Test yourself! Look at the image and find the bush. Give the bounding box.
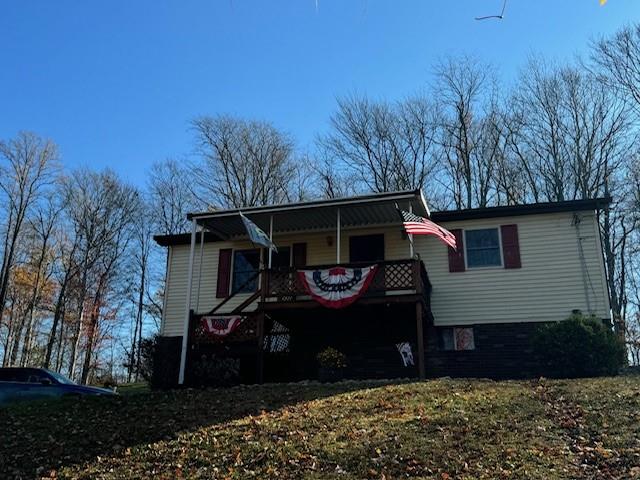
[138,336,156,382]
[146,335,181,389]
[316,347,347,369]
[532,312,626,378]
[191,354,241,387]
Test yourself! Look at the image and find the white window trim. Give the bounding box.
[463,227,504,270]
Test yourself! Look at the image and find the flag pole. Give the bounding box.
[395,202,416,259]
[408,203,415,259]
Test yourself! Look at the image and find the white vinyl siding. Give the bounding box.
[417,211,610,326]
[160,210,610,336]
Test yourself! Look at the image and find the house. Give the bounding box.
[153,190,611,386]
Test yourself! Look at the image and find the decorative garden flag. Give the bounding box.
[240,212,277,253]
[396,342,414,367]
[201,316,243,337]
[298,265,378,309]
[399,210,457,250]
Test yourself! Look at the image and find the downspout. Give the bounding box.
[596,206,614,323]
[573,213,593,315]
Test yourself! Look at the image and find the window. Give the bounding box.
[26,371,52,383]
[439,327,475,351]
[0,369,27,382]
[232,250,260,293]
[465,228,501,268]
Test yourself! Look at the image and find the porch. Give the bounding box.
[185,258,432,385]
[262,258,429,308]
[178,190,432,385]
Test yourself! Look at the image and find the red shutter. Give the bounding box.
[292,243,307,267]
[448,229,465,272]
[216,248,233,298]
[501,224,522,269]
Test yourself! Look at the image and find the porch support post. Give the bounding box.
[336,208,341,264]
[178,217,198,385]
[268,214,274,268]
[195,225,205,312]
[256,312,265,384]
[416,301,426,380]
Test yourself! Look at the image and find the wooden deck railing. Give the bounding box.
[264,258,425,302]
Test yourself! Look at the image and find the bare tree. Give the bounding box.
[434,55,502,208]
[191,116,297,208]
[591,24,640,116]
[61,169,138,382]
[127,202,154,382]
[0,132,58,349]
[510,59,631,203]
[313,156,356,199]
[42,223,79,369]
[18,194,62,366]
[319,94,440,194]
[148,158,199,235]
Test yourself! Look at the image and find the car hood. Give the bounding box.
[66,384,117,395]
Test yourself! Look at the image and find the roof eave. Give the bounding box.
[185,189,423,221]
[431,197,612,223]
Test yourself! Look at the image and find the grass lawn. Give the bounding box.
[1,377,639,479]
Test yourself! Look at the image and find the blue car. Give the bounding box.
[0,367,117,405]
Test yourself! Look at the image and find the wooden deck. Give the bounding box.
[262,258,429,307]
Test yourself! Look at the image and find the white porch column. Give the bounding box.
[195,225,205,312]
[336,207,341,264]
[178,218,197,385]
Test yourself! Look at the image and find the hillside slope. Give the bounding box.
[1,377,639,479]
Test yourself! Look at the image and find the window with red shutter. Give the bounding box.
[216,248,233,298]
[501,224,522,269]
[448,229,465,272]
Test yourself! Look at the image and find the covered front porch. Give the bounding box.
[179,190,433,385]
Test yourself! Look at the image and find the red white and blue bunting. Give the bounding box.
[200,316,243,337]
[297,265,378,309]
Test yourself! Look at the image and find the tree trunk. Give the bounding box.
[2,297,17,366]
[44,279,68,369]
[134,260,146,381]
[80,296,101,384]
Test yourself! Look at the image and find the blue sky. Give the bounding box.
[1,1,638,187]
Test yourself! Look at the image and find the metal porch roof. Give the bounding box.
[190,190,429,239]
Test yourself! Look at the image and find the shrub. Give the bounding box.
[532,312,626,378]
[316,347,347,369]
[138,336,156,382]
[191,354,241,387]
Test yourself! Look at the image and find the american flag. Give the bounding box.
[400,210,457,250]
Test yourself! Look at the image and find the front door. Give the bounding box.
[349,234,385,263]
